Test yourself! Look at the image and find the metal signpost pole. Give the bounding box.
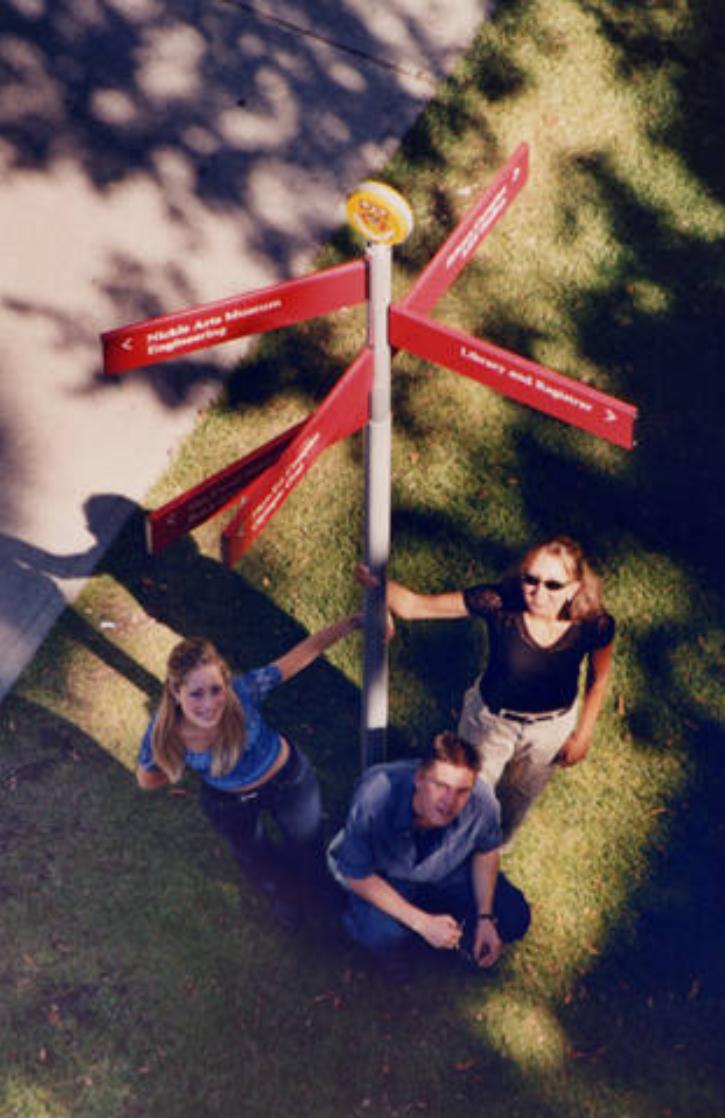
[346,180,414,770]
[361,241,393,769]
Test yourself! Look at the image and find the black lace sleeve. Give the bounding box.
[590,612,616,648]
[462,583,504,617]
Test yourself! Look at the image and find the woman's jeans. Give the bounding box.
[458,678,578,842]
[199,743,322,901]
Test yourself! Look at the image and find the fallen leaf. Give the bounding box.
[312,990,344,1009]
[568,1045,608,1061]
[687,978,701,1001]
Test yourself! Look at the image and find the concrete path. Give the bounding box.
[0,0,489,702]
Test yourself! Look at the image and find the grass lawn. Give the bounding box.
[2,1,725,1116]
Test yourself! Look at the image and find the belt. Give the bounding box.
[496,706,570,724]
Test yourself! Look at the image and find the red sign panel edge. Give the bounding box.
[102,259,366,375]
[146,420,306,553]
[401,142,529,316]
[222,349,373,566]
[390,308,638,450]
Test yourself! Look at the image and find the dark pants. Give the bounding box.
[199,743,322,901]
[343,862,530,955]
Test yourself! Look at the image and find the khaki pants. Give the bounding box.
[458,678,578,842]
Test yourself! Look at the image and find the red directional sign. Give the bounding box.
[390,307,638,449]
[146,420,305,553]
[402,142,529,316]
[222,349,373,566]
[102,260,366,375]
[99,141,639,564]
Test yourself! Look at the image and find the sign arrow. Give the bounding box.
[390,307,638,450]
[102,260,366,375]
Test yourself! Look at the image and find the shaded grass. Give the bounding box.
[2,0,725,1115]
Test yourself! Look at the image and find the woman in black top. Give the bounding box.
[377,536,615,842]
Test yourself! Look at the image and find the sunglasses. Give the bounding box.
[521,572,570,592]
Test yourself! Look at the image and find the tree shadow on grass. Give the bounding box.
[582,0,725,209]
[548,707,725,1116]
[223,314,359,413]
[562,154,725,579]
[0,695,574,1118]
[385,504,517,738]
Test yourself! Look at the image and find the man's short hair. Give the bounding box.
[420,731,480,775]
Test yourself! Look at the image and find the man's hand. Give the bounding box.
[417,912,462,951]
[473,918,502,968]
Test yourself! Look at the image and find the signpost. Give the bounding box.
[345,180,414,767]
[101,142,638,769]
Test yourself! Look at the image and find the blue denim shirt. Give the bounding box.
[138,665,283,791]
[330,761,502,885]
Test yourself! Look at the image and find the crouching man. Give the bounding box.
[328,732,530,980]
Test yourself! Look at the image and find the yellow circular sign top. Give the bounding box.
[346,181,414,245]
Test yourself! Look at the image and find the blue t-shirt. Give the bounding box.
[330,760,502,885]
[137,665,284,791]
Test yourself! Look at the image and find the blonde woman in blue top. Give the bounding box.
[137,614,360,928]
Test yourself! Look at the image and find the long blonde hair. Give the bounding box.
[519,536,604,619]
[151,638,246,783]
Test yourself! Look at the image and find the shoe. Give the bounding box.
[239,872,303,933]
[270,893,303,933]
